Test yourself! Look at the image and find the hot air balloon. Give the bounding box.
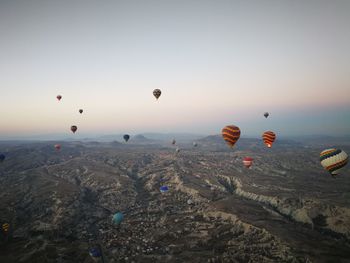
[262,131,276,148]
[79,109,83,114]
[112,212,124,226]
[175,147,180,153]
[71,125,78,133]
[56,95,62,101]
[123,134,130,142]
[54,144,61,151]
[160,186,169,193]
[171,139,176,145]
[193,142,198,147]
[153,89,161,100]
[0,154,5,162]
[89,247,102,259]
[2,223,10,234]
[320,149,348,177]
[243,157,253,168]
[264,112,269,118]
[222,125,241,148]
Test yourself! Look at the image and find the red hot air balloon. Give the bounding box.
[54,144,61,151]
[56,95,62,101]
[243,157,253,168]
[222,125,241,148]
[262,131,276,148]
[71,125,78,133]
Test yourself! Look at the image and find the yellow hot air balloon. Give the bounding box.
[320,149,348,176]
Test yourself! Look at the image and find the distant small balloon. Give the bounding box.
[0,154,5,162]
[71,125,78,133]
[56,95,62,101]
[153,89,161,100]
[112,212,124,225]
[172,139,176,145]
[264,112,269,118]
[193,142,198,147]
[262,131,276,148]
[243,157,253,168]
[160,186,169,193]
[79,109,83,114]
[54,144,61,151]
[123,134,130,142]
[89,247,102,259]
[176,147,180,153]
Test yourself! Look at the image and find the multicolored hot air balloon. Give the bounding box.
[222,125,241,148]
[243,157,253,168]
[112,212,124,226]
[54,144,61,151]
[153,89,161,100]
[71,125,78,133]
[79,109,83,114]
[2,223,10,234]
[0,154,5,162]
[320,149,348,177]
[123,134,130,142]
[56,95,62,101]
[262,131,276,148]
[160,186,169,193]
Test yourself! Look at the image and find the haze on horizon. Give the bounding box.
[0,0,349,139]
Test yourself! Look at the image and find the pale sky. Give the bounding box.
[0,0,349,139]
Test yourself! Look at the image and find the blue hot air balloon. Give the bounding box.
[160,186,169,193]
[112,212,124,225]
[89,247,102,258]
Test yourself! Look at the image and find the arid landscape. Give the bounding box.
[1,136,350,263]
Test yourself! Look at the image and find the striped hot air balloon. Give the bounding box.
[222,125,241,148]
[243,157,253,168]
[2,223,10,234]
[320,149,348,176]
[262,131,276,148]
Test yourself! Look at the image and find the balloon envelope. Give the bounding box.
[262,131,276,148]
[153,89,161,99]
[320,149,348,176]
[222,125,241,148]
[71,125,78,133]
[160,186,169,193]
[112,212,124,225]
[123,134,130,142]
[54,144,61,151]
[243,157,253,168]
[89,247,102,258]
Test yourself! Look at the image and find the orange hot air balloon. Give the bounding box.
[243,157,253,168]
[56,95,62,101]
[54,144,61,151]
[71,125,78,133]
[222,125,241,148]
[262,131,276,148]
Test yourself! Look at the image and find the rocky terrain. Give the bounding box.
[0,137,350,262]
